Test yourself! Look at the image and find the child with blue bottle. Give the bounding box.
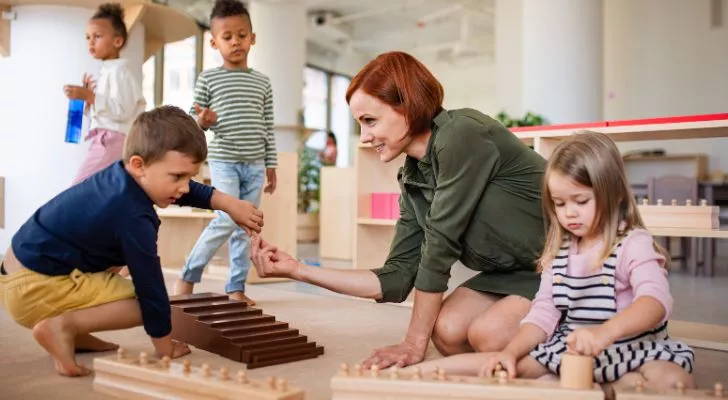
[63,2,146,185]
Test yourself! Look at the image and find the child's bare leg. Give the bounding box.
[228,291,255,306]
[32,298,142,377]
[639,360,694,390]
[172,279,194,296]
[407,353,494,376]
[515,356,552,379]
[74,333,119,353]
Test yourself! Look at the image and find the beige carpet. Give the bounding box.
[1,272,726,400]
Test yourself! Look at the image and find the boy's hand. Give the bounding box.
[194,103,217,130]
[478,351,518,379]
[565,326,613,356]
[264,168,277,194]
[170,340,191,359]
[228,199,263,235]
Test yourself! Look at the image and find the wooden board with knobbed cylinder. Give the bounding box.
[93,349,305,399]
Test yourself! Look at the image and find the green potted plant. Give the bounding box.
[297,145,322,242]
[495,110,546,127]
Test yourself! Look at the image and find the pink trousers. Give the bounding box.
[71,128,126,186]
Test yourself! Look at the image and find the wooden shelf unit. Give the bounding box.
[353,145,405,269]
[352,116,728,270]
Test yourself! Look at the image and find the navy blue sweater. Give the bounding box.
[11,161,214,337]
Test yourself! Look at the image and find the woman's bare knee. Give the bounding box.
[466,295,531,352]
[432,311,472,356]
[432,288,499,356]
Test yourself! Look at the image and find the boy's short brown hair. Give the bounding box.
[124,105,208,164]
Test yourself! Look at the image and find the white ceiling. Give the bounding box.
[168,0,496,62]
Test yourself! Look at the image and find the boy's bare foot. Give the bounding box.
[75,333,119,353]
[32,317,91,377]
[173,279,194,296]
[229,291,256,306]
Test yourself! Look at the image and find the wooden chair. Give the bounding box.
[646,175,713,275]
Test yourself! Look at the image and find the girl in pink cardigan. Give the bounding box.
[479,131,695,391]
[414,131,695,393]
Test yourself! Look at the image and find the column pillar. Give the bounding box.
[496,0,603,124]
[248,0,307,152]
[0,5,144,250]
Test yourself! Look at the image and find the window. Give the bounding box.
[302,66,355,167]
[203,31,223,70]
[303,67,329,132]
[141,55,156,110]
[163,36,197,112]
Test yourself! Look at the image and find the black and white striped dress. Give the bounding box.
[529,234,695,383]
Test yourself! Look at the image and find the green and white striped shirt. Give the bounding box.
[190,67,277,167]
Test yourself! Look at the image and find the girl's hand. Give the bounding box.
[565,326,613,356]
[63,85,93,102]
[478,351,518,379]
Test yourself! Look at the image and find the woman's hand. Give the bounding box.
[250,236,300,278]
[362,341,426,370]
[565,326,613,356]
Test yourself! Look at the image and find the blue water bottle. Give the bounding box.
[65,99,84,144]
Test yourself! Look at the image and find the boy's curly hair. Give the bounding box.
[92,3,128,48]
[210,0,251,25]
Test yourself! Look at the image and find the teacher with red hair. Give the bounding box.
[251,51,546,369]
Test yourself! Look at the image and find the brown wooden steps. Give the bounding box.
[169,292,324,369]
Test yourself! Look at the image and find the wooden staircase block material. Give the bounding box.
[170,292,324,369]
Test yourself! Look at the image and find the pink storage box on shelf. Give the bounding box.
[371,193,400,219]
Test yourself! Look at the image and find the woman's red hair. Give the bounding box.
[346,51,444,136]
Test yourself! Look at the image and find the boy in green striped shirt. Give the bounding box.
[173,0,276,305]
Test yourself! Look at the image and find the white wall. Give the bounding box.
[423,56,498,116]
[604,0,728,173]
[0,5,143,252]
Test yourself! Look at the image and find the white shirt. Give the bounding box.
[90,58,146,134]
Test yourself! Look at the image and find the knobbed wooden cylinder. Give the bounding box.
[560,354,594,390]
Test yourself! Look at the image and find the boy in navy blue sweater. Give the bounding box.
[0,105,264,377]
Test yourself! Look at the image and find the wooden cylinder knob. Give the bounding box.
[635,380,644,392]
[237,370,248,384]
[676,381,685,394]
[139,351,148,366]
[496,370,508,384]
[161,356,170,369]
[436,367,446,381]
[116,348,125,360]
[390,366,399,380]
[641,198,649,206]
[219,367,229,381]
[339,363,349,376]
[716,382,724,397]
[412,367,422,380]
[686,199,693,206]
[353,364,362,377]
[183,359,191,374]
[559,354,594,390]
[701,199,708,206]
[267,376,276,389]
[657,199,663,206]
[276,378,288,391]
[201,363,211,378]
[671,199,677,206]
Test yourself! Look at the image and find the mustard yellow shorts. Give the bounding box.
[0,268,135,329]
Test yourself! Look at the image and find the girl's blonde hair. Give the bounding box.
[537,131,669,271]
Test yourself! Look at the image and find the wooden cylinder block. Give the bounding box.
[560,354,594,390]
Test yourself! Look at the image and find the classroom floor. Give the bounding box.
[0,240,727,399]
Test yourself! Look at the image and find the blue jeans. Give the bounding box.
[181,160,266,293]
